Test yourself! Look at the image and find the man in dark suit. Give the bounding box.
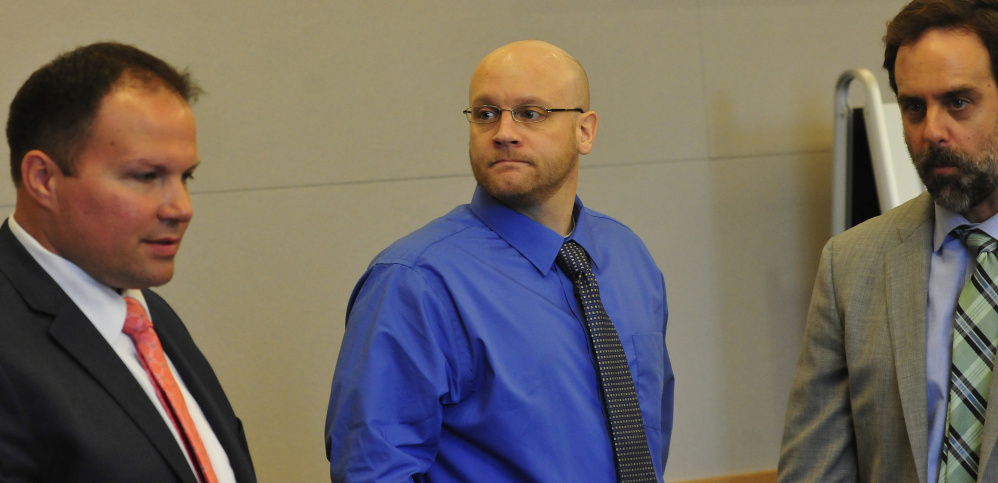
[0,42,256,482]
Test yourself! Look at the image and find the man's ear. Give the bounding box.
[20,150,61,209]
[576,110,598,155]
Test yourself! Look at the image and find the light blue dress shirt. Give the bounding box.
[927,205,998,480]
[325,187,673,482]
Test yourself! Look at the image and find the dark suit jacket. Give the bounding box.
[779,192,998,482]
[0,221,256,482]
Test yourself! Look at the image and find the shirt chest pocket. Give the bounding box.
[630,332,665,432]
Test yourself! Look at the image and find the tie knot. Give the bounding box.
[956,228,998,256]
[555,240,591,277]
[122,296,153,337]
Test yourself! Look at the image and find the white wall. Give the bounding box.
[0,1,909,481]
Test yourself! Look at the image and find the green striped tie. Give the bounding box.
[939,229,998,483]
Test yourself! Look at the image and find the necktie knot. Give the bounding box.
[556,240,591,278]
[122,296,153,337]
[955,227,998,256]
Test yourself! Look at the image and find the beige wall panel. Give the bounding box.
[700,150,832,477]
[567,1,708,166]
[700,0,908,158]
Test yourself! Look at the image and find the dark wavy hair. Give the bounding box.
[5,41,201,185]
[884,0,998,94]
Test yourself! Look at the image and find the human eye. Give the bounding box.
[900,100,924,114]
[898,99,925,122]
[473,106,499,122]
[948,98,969,110]
[182,171,196,184]
[516,106,546,122]
[132,171,159,183]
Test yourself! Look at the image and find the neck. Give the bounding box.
[962,191,998,223]
[515,191,576,236]
[11,203,57,256]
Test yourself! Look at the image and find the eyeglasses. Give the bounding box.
[463,105,584,124]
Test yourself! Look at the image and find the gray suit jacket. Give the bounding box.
[779,191,998,482]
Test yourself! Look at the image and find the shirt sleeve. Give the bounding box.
[325,261,463,482]
[660,278,674,471]
[0,360,40,481]
[777,239,858,481]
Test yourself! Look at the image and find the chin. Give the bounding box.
[146,274,175,288]
[127,271,176,290]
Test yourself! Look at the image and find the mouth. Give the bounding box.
[932,166,959,176]
[916,146,967,179]
[144,237,182,257]
[490,159,530,168]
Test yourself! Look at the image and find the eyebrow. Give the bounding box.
[940,87,978,99]
[897,86,978,104]
[132,159,201,169]
[470,96,548,107]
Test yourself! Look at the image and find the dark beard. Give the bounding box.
[912,146,998,213]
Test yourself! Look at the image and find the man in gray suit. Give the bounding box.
[779,1,998,482]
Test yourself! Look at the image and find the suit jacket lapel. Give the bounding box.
[980,370,998,479]
[149,295,255,481]
[47,313,199,483]
[0,222,198,483]
[976,255,998,478]
[885,193,934,483]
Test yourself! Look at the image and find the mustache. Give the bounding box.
[914,146,963,169]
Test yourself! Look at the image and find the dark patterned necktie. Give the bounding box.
[938,229,998,483]
[556,240,658,482]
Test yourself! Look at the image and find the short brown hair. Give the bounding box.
[5,42,201,186]
[884,0,998,94]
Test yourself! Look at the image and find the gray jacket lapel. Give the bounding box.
[976,256,998,478]
[886,192,934,483]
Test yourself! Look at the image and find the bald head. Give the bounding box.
[470,40,590,110]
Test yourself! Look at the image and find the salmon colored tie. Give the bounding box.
[122,296,218,483]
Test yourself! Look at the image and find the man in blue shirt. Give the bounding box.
[325,40,673,482]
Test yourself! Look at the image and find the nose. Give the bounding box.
[922,104,949,148]
[160,178,193,224]
[492,110,520,148]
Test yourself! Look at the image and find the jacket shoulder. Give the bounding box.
[832,192,933,256]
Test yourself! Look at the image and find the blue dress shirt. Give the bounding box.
[926,205,998,480]
[325,187,673,482]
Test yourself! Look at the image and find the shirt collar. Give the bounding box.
[565,202,601,271]
[932,203,998,251]
[7,214,148,341]
[469,187,591,275]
